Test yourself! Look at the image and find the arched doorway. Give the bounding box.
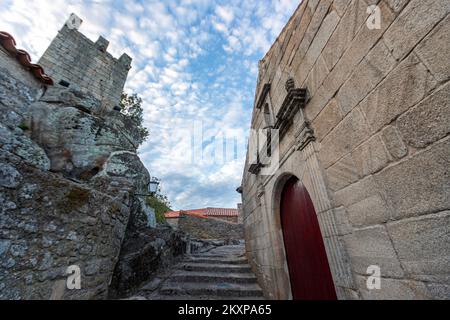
[280,176,337,300]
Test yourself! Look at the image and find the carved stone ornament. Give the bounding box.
[274,78,309,139]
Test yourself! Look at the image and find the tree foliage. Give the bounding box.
[120,92,149,147]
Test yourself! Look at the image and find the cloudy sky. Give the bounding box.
[0,0,299,210]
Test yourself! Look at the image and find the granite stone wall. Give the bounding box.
[178,215,244,240]
[38,19,131,111]
[241,0,449,300]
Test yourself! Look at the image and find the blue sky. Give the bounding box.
[0,0,300,210]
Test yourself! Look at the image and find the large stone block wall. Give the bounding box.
[241,0,449,300]
[38,22,131,111]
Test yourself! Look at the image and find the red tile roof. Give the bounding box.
[165,209,207,219]
[165,207,239,219]
[0,31,54,85]
[205,208,239,217]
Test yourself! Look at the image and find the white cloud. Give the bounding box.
[215,5,234,25]
[0,0,299,209]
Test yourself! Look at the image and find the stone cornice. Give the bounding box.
[274,78,308,139]
[255,83,271,109]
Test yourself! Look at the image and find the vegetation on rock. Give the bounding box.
[120,92,149,147]
[146,178,171,223]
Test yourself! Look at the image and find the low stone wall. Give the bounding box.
[178,215,244,240]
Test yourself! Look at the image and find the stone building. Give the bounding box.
[240,0,449,300]
[38,14,132,111]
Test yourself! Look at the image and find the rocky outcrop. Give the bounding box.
[0,58,158,299]
[108,224,188,299]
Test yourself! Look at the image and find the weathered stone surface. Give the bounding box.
[305,1,396,123]
[291,0,333,72]
[351,134,389,177]
[333,175,392,225]
[414,14,450,83]
[0,162,22,189]
[312,98,342,142]
[294,10,339,85]
[374,138,450,219]
[326,153,359,192]
[360,54,436,134]
[318,207,352,237]
[381,125,407,160]
[397,82,450,149]
[93,151,150,194]
[305,55,329,97]
[383,0,450,60]
[108,225,188,298]
[319,108,370,168]
[332,0,351,17]
[337,40,397,115]
[346,194,389,227]
[29,89,146,188]
[39,86,102,115]
[343,226,404,277]
[356,276,431,300]
[0,161,130,299]
[0,124,51,171]
[387,211,450,283]
[384,0,410,13]
[178,215,244,240]
[322,0,368,70]
[0,65,42,128]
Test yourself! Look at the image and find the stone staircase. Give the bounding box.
[141,244,265,300]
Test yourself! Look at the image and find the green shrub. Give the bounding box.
[18,123,29,131]
[146,195,171,223]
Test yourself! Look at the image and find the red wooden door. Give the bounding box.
[280,176,337,300]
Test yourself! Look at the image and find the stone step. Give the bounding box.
[160,281,264,298]
[179,263,252,273]
[183,257,248,265]
[171,271,257,284]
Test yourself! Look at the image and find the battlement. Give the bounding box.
[38,14,132,111]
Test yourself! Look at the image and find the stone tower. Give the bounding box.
[38,14,132,111]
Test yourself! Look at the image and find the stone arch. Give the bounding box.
[268,142,358,299]
[269,171,297,300]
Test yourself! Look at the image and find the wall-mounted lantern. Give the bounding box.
[148,178,160,195]
[134,177,160,197]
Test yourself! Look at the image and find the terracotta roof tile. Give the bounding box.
[205,208,239,217]
[164,207,239,219]
[0,31,54,85]
[164,209,208,219]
